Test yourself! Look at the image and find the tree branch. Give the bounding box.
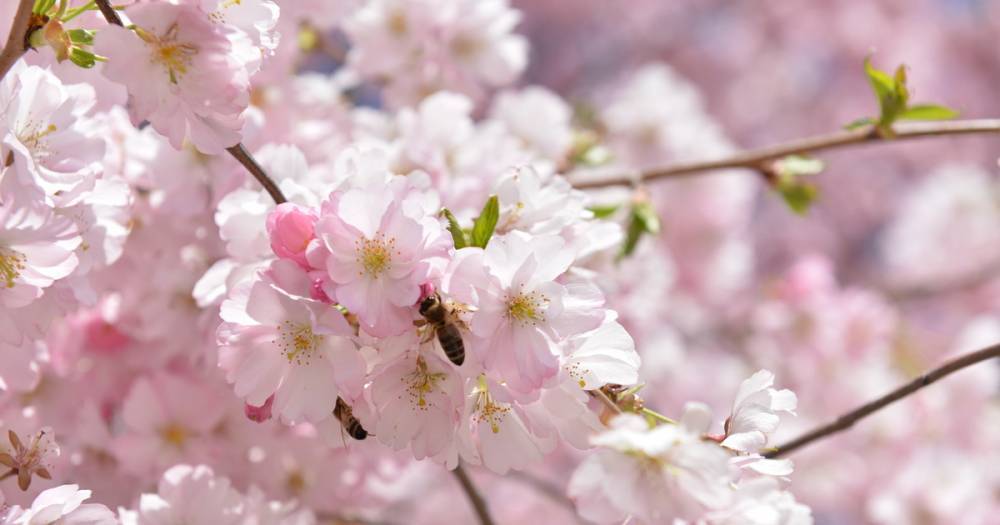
[765,342,1000,458]
[226,144,287,204]
[94,0,123,26]
[92,0,287,205]
[570,119,1000,189]
[0,0,38,80]
[452,464,496,525]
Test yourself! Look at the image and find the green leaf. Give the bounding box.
[778,182,818,215]
[469,195,499,248]
[632,201,660,235]
[68,48,97,69]
[618,201,660,258]
[864,57,896,116]
[587,204,620,219]
[898,104,959,121]
[893,65,909,107]
[843,117,875,131]
[440,208,467,249]
[67,29,95,45]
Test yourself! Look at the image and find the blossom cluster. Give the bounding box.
[0,0,995,523]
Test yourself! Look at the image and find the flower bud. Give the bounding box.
[266,203,317,269]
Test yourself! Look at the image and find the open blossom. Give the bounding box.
[133,465,243,525]
[95,2,251,154]
[457,375,555,474]
[218,260,365,423]
[0,62,103,206]
[313,184,448,337]
[113,373,229,477]
[3,484,116,525]
[364,342,464,461]
[568,408,738,524]
[444,232,605,392]
[0,196,80,309]
[721,370,797,454]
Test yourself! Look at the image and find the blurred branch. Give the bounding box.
[0,0,38,79]
[452,464,496,525]
[570,119,1000,189]
[765,342,1000,458]
[93,0,288,205]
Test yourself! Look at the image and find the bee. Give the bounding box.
[334,397,367,440]
[417,293,467,366]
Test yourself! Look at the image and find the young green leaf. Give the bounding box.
[618,201,660,258]
[898,104,959,121]
[470,195,500,248]
[587,203,620,219]
[68,48,97,69]
[440,208,468,249]
[777,181,818,215]
[67,29,95,45]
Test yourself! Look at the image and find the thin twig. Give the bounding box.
[570,119,1000,189]
[226,144,287,204]
[452,464,496,525]
[0,0,38,79]
[765,342,1000,458]
[93,0,288,205]
[94,0,123,26]
[505,471,578,512]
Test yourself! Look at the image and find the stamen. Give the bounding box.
[472,375,510,434]
[355,235,397,278]
[401,357,447,410]
[0,247,27,289]
[505,288,549,327]
[274,320,323,365]
[137,23,198,85]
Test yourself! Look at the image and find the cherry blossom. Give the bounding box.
[218,261,364,423]
[94,2,252,154]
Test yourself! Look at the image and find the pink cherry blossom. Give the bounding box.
[94,2,251,154]
[218,261,365,423]
[266,203,318,270]
[313,184,448,337]
[443,232,605,392]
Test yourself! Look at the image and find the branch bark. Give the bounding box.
[765,342,1000,459]
[0,0,38,80]
[93,0,288,205]
[570,119,1000,189]
[452,464,496,525]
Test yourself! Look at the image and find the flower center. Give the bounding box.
[405,357,447,409]
[159,423,188,447]
[505,289,548,327]
[0,247,26,289]
[137,24,198,85]
[356,235,395,278]
[275,321,323,365]
[472,375,510,434]
[16,121,57,157]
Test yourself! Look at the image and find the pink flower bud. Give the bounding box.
[266,203,318,269]
[311,278,333,304]
[244,395,274,423]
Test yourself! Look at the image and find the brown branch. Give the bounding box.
[226,144,287,204]
[765,342,1000,458]
[0,0,38,79]
[93,0,288,205]
[94,0,123,26]
[570,119,1000,189]
[452,464,496,525]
